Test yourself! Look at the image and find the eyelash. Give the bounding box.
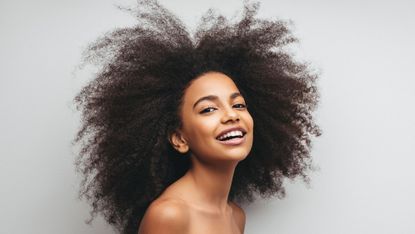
[199,103,247,114]
[233,103,247,109]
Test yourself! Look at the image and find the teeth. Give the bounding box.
[218,130,243,140]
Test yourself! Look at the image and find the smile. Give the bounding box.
[215,128,247,146]
[217,134,246,145]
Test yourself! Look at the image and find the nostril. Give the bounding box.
[220,109,241,123]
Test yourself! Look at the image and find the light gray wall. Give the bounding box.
[1,0,414,233]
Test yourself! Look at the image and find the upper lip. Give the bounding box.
[215,127,247,140]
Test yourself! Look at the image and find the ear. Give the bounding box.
[169,130,189,154]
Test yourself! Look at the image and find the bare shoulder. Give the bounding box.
[138,198,190,234]
[229,201,246,232]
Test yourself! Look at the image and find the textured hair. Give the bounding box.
[72,0,321,233]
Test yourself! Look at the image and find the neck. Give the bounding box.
[183,156,238,213]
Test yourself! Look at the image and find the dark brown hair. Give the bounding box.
[73,0,321,233]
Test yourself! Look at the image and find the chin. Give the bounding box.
[218,147,251,162]
[219,144,253,161]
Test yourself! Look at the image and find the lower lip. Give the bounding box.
[217,135,246,146]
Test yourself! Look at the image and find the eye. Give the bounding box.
[233,103,247,109]
[199,107,217,114]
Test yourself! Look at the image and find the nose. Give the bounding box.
[221,107,240,124]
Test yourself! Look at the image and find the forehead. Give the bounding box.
[183,72,240,101]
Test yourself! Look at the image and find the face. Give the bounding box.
[170,72,254,164]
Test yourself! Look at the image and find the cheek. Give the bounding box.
[244,112,254,130]
[201,119,218,138]
[184,119,219,157]
[185,117,218,143]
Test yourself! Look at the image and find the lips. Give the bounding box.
[215,127,247,141]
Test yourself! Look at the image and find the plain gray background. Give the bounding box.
[1,0,414,233]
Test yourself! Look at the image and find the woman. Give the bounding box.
[138,71,253,233]
[73,1,320,233]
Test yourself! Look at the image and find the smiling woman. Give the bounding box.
[72,0,320,233]
[139,72,253,234]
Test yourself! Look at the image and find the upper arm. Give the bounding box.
[230,201,246,233]
[138,200,189,234]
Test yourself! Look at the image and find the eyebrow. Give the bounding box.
[192,92,242,109]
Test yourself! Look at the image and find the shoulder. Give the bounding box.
[229,201,246,232]
[138,198,190,234]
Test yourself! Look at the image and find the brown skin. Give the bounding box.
[138,72,253,234]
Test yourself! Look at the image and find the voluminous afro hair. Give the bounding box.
[73,0,321,233]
